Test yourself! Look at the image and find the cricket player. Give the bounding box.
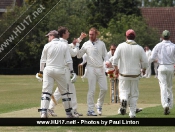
[77,27,109,116]
[143,46,152,78]
[48,29,87,117]
[38,30,78,118]
[150,30,175,115]
[112,29,148,118]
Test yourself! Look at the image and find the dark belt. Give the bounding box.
[119,73,140,78]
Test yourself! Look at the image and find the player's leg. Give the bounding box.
[118,79,129,115]
[158,69,170,115]
[166,70,174,110]
[38,67,54,118]
[69,81,83,116]
[96,68,108,116]
[48,87,61,116]
[128,80,139,118]
[154,63,158,78]
[55,73,78,118]
[86,66,97,116]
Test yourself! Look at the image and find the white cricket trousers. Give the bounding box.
[154,62,159,76]
[49,67,78,110]
[158,65,174,109]
[145,62,151,78]
[119,79,139,117]
[86,66,108,111]
[41,66,67,111]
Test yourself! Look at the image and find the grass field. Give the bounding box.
[0,75,175,131]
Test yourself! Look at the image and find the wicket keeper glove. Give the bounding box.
[70,70,77,83]
[36,71,43,82]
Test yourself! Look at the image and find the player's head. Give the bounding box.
[125,29,136,40]
[89,27,100,42]
[45,30,58,42]
[58,26,70,40]
[162,30,170,40]
[144,46,150,51]
[110,44,117,56]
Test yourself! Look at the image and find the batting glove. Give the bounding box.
[36,71,43,82]
[70,71,77,83]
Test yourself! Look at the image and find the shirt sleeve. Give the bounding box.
[65,45,73,64]
[112,45,121,66]
[69,44,79,57]
[77,42,86,58]
[150,45,158,62]
[102,42,109,62]
[140,47,148,69]
[40,45,47,71]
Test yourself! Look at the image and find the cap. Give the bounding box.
[162,30,170,38]
[45,30,58,36]
[126,29,136,37]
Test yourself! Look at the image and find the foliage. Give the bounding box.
[0,0,90,72]
[87,0,141,29]
[0,0,161,74]
[142,0,175,7]
[99,14,160,50]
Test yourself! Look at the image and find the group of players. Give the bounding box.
[36,27,175,118]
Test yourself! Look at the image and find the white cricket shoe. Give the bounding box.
[95,104,102,116]
[87,110,97,116]
[41,112,49,118]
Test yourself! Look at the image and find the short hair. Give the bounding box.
[58,26,68,37]
[110,44,117,48]
[89,27,100,36]
[126,35,135,40]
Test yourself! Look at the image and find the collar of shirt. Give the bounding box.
[51,38,59,41]
[89,39,99,45]
[126,40,136,44]
[59,38,68,43]
[162,40,171,43]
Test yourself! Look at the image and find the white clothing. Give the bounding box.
[80,53,87,65]
[151,40,175,65]
[77,39,109,111]
[40,38,72,71]
[49,67,78,110]
[107,51,113,59]
[40,38,73,116]
[86,66,107,110]
[144,49,152,78]
[112,40,148,80]
[49,38,81,111]
[151,40,175,109]
[119,79,139,117]
[112,40,148,117]
[154,62,159,77]
[77,39,109,67]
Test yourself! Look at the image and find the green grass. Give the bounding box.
[0,75,175,131]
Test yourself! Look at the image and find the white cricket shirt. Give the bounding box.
[77,39,109,68]
[40,38,72,70]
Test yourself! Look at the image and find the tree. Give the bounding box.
[87,0,141,29]
[87,0,113,28]
[141,0,175,7]
[0,0,90,74]
[99,14,159,50]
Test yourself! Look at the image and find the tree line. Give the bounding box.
[0,0,170,74]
